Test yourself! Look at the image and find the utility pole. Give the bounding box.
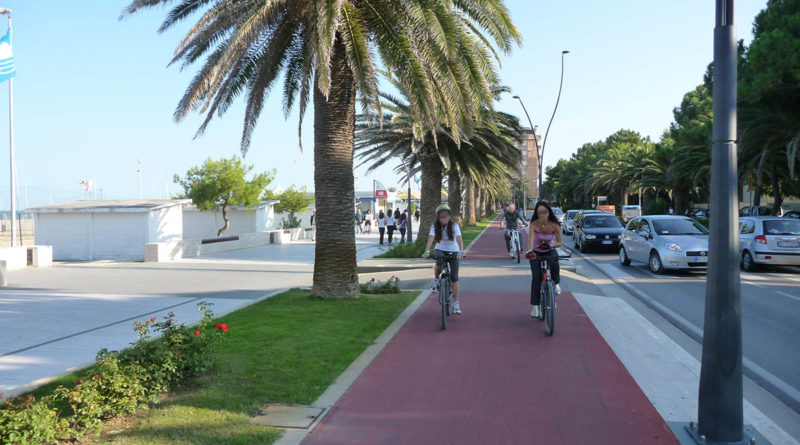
[688,1,746,443]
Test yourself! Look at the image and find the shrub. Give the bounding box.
[360,277,401,294]
[0,302,226,444]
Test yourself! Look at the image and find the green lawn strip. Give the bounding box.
[375,213,497,259]
[95,289,417,445]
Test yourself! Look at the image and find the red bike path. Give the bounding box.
[302,217,678,445]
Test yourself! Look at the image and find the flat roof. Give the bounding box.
[183,200,280,211]
[30,199,191,213]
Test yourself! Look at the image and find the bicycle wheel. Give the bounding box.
[440,278,450,330]
[538,289,545,321]
[545,280,555,336]
[515,238,521,263]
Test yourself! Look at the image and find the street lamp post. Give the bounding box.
[539,50,569,204]
[688,1,745,443]
[512,95,537,218]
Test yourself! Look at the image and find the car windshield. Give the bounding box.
[583,215,622,228]
[652,219,708,235]
[552,208,563,216]
[566,211,578,219]
[758,207,776,216]
[764,220,800,235]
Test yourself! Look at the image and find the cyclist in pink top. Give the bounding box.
[527,201,563,318]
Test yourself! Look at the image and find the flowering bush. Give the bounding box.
[0,302,227,444]
[360,276,401,294]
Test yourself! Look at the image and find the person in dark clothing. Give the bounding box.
[397,211,408,244]
[378,210,386,244]
[499,203,526,256]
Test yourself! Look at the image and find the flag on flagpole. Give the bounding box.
[0,29,15,83]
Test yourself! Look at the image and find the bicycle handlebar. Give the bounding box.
[525,249,572,260]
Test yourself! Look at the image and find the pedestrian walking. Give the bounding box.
[364,209,373,234]
[414,208,420,222]
[378,210,387,244]
[398,210,408,244]
[310,209,317,241]
[386,208,396,244]
[355,208,363,234]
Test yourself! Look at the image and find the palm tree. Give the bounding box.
[357,90,521,237]
[124,0,520,298]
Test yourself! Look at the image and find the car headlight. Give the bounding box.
[665,242,682,251]
[585,234,597,239]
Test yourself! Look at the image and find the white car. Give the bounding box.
[619,216,709,274]
[739,217,800,271]
[563,210,579,234]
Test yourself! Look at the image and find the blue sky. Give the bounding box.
[0,0,767,208]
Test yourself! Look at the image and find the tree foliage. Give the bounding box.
[272,187,314,229]
[175,156,274,235]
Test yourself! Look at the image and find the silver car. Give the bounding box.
[619,216,709,274]
[563,210,579,234]
[739,217,800,271]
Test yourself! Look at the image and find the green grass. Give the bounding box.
[14,289,417,445]
[375,213,497,258]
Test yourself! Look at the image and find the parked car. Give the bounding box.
[739,206,783,217]
[552,207,565,225]
[619,216,709,274]
[686,208,709,218]
[783,210,800,219]
[573,212,623,252]
[739,217,800,271]
[563,210,580,234]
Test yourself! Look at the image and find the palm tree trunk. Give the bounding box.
[448,167,462,223]
[485,191,493,216]
[771,158,783,215]
[417,143,443,242]
[311,36,358,299]
[465,178,476,226]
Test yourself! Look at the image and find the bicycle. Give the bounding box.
[505,227,524,263]
[526,249,572,336]
[425,250,461,330]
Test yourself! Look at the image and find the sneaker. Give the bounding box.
[453,301,462,315]
[509,251,515,258]
[555,284,562,295]
[530,305,539,318]
[431,279,440,290]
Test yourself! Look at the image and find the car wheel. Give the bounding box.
[649,250,664,274]
[619,246,631,266]
[741,251,758,272]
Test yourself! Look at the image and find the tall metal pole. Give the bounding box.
[540,50,569,203]
[406,162,413,243]
[691,0,743,443]
[6,11,15,247]
[512,95,537,217]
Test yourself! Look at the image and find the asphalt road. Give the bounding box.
[562,232,800,411]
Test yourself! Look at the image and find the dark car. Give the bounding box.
[573,212,624,253]
[783,210,800,219]
[739,206,783,217]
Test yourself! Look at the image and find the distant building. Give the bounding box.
[30,200,188,261]
[182,201,279,240]
[514,128,541,205]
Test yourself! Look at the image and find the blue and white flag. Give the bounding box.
[0,29,16,83]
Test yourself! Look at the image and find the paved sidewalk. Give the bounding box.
[301,218,678,444]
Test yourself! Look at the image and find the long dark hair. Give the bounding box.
[532,201,560,225]
[434,213,455,242]
[378,210,385,219]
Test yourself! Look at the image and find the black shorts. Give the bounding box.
[435,250,460,282]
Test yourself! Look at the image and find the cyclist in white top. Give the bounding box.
[422,204,465,314]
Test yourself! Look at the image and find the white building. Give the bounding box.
[30,200,189,261]
[182,201,279,240]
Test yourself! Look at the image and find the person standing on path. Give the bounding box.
[422,204,465,314]
[310,209,317,242]
[385,208,396,244]
[355,208,363,234]
[527,201,562,318]
[377,210,387,244]
[499,202,526,258]
[364,209,373,234]
[397,210,408,244]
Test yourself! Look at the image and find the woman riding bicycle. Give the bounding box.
[423,204,465,314]
[527,201,562,318]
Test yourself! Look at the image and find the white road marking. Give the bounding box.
[741,273,769,281]
[596,263,635,280]
[776,291,800,302]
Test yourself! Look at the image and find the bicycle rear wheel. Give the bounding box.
[515,238,521,263]
[545,281,555,336]
[440,278,450,330]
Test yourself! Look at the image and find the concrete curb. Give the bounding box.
[275,288,433,445]
[572,251,800,414]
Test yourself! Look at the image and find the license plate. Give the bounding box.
[602,240,613,245]
[777,241,800,248]
[694,257,706,263]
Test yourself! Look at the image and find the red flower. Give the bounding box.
[193,330,201,336]
[371,278,376,282]
[150,317,157,322]
[213,324,229,332]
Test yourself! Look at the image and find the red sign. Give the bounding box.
[597,205,616,214]
[375,190,388,199]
